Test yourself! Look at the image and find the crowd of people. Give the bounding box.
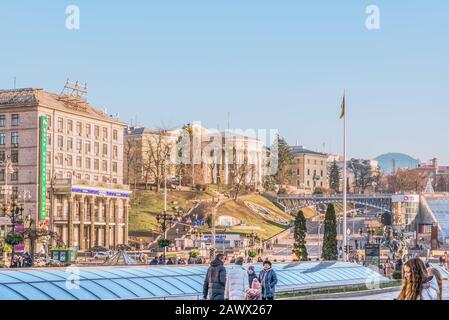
[148,255,208,265]
[202,254,278,300]
[10,253,33,268]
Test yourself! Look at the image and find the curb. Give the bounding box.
[280,286,400,300]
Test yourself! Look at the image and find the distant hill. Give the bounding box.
[375,153,420,173]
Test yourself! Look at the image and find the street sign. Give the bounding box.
[365,244,381,269]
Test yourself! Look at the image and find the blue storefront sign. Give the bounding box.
[71,188,130,198]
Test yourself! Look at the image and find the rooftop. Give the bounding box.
[290,146,327,156]
[0,88,126,126]
[0,262,388,300]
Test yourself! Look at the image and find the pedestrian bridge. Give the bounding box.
[0,262,388,300]
[277,194,393,214]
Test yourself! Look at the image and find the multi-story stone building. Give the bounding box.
[0,87,131,252]
[124,124,267,190]
[288,146,328,193]
[123,126,179,189]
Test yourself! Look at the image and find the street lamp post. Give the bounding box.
[2,201,24,267]
[246,231,257,257]
[222,227,227,254]
[156,212,174,261]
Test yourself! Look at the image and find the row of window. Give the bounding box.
[48,152,118,173]
[296,168,325,177]
[0,150,19,163]
[0,114,19,127]
[52,171,118,184]
[296,180,324,188]
[49,115,119,141]
[0,132,19,146]
[0,170,18,181]
[296,158,326,166]
[52,135,118,158]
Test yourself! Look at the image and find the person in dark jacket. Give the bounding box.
[203,254,227,300]
[247,266,257,287]
[258,260,278,300]
[149,257,158,265]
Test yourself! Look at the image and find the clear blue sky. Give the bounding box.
[1,1,448,164]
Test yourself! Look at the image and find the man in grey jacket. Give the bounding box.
[203,254,227,300]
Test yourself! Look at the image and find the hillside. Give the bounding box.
[209,194,305,240]
[128,190,215,235]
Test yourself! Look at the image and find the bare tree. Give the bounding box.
[124,139,141,189]
[142,130,173,192]
[387,169,427,193]
[348,159,374,194]
[229,146,253,200]
[436,174,449,192]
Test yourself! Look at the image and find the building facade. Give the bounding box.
[0,88,131,252]
[124,124,266,189]
[288,146,328,193]
[123,127,178,188]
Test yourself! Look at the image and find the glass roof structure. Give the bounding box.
[426,198,449,238]
[429,263,449,279]
[0,262,388,300]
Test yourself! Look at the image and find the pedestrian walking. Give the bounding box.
[397,258,439,300]
[203,254,227,300]
[224,257,249,300]
[258,260,278,300]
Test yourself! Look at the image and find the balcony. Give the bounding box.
[54,215,68,221]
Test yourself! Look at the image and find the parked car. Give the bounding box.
[93,252,110,260]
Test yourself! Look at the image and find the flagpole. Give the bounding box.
[342,91,347,262]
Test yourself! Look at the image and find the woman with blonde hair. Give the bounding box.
[397,258,439,300]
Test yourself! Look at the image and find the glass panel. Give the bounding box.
[119,268,155,278]
[79,280,120,299]
[82,269,121,279]
[0,284,26,300]
[100,269,140,278]
[144,278,183,295]
[164,277,198,294]
[27,270,67,281]
[29,282,77,300]
[53,282,99,300]
[93,279,138,299]
[129,278,169,296]
[176,277,204,291]
[6,283,52,300]
[112,279,155,298]
[0,273,22,284]
[5,271,46,282]
[187,275,206,286]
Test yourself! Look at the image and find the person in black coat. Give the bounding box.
[203,254,227,300]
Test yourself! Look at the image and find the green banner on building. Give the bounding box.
[39,116,48,220]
